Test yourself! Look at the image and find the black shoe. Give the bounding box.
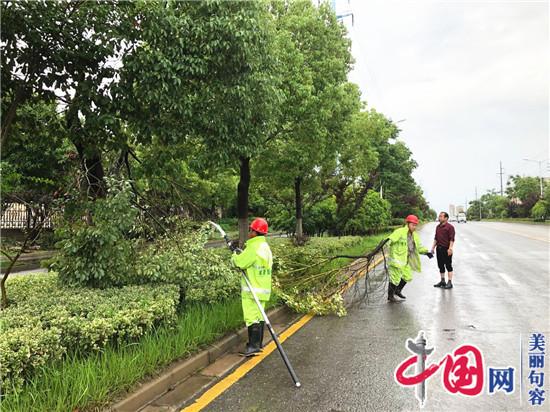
[434,279,446,288]
[241,344,261,357]
[240,323,262,357]
[395,279,407,299]
[388,283,398,303]
[443,281,453,289]
[259,321,265,348]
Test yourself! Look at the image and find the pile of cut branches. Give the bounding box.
[272,238,389,316]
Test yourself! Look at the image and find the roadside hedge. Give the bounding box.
[0,273,180,393]
[135,224,241,304]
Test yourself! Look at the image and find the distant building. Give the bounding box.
[456,205,465,213]
[449,204,456,217]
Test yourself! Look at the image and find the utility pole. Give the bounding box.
[523,158,547,198]
[475,187,481,221]
[498,161,505,196]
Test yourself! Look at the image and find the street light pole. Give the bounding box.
[523,158,546,198]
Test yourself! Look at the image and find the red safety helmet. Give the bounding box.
[405,214,419,225]
[250,218,268,234]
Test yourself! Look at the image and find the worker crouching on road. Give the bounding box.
[231,218,273,357]
[386,214,433,302]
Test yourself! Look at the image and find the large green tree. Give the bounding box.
[1,1,137,199]
[506,175,547,217]
[117,0,280,244]
[323,109,392,232]
[264,1,356,241]
[1,99,72,201]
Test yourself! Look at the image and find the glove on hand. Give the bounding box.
[229,240,243,254]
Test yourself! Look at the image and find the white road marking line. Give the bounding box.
[478,252,490,261]
[498,272,519,286]
[481,225,550,243]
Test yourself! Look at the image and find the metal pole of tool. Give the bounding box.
[239,267,301,387]
[209,221,301,387]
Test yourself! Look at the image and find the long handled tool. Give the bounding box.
[208,221,301,388]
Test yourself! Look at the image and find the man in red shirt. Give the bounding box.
[431,212,455,289]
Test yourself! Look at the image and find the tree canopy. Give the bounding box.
[1,0,437,243]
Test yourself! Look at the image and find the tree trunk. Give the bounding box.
[295,176,303,242]
[333,180,349,235]
[77,145,106,199]
[0,86,29,151]
[237,156,251,247]
[1,232,32,309]
[1,271,11,310]
[66,98,106,200]
[334,179,350,218]
[351,173,379,214]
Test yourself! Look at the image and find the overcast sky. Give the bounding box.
[340,0,549,213]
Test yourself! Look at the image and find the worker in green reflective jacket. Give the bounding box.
[231,218,273,357]
[386,214,433,303]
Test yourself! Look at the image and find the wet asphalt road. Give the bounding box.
[202,222,549,412]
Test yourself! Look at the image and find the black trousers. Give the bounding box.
[436,246,453,273]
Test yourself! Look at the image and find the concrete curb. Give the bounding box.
[111,306,291,412]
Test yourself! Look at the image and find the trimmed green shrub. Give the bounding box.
[0,273,179,393]
[53,180,138,288]
[135,222,240,304]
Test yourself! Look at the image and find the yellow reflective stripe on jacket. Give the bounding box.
[390,258,407,267]
[241,286,272,295]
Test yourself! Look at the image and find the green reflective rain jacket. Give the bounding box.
[387,225,428,284]
[231,235,273,302]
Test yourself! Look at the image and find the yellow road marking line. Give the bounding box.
[481,224,550,243]
[339,255,384,294]
[182,313,314,412]
[182,254,384,412]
